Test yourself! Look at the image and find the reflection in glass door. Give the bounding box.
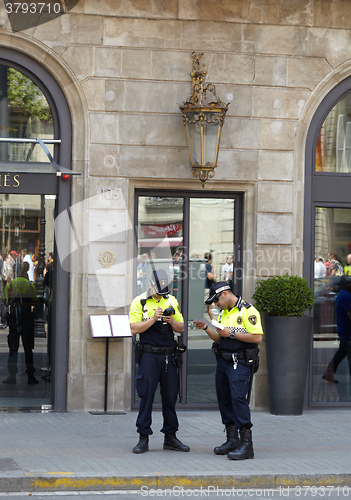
[313,207,351,403]
[134,193,240,407]
[187,198,235,404]
[0,194,55,409]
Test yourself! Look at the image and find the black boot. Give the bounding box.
[163,433,190,452]
[133,434,149,454]
[227,427,254,460]
[214,424,239,455]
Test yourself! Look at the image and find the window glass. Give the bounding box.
[0,65,54,162]
[313,207,351,403]
[316,94,351,172]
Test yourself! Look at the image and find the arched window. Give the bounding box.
[0,48,73,411]
[305,76,351,407]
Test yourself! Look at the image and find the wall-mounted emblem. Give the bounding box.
[98,250,116,269]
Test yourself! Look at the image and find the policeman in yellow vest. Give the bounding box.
[3,263,38,385]
[195,281,263,460]
[344,254,351,276]
[129,269,190,454]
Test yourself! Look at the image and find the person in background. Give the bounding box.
[204,252,215,320]
[344,254,351,276]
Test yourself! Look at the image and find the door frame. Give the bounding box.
[304,75,351,407]
[0,48,72,411]
[132,189,244,408]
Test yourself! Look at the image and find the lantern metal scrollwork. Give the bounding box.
[179,52,229,187]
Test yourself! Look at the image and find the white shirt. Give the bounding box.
[23,254,34,281]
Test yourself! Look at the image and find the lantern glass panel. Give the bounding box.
[186,112,201,165]
[203,113,220,166]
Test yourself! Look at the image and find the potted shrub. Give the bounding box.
[252,274,315,415]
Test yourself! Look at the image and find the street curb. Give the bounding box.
[1,474,350,492]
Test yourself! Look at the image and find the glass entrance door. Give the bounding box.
[0,193,55,409]
[312,206,351,404]
[133,192,241,407]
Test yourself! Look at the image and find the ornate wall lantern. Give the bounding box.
[179,52,229,187]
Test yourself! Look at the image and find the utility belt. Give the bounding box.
[212,342,259,373]
[134,341,187,365]
[142,344,176,355]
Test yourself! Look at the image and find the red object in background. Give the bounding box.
[141,223,182,237]
[62,174,70,180]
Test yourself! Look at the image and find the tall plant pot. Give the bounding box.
[265,316,313,415]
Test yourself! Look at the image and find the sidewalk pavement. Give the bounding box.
[0,408,350,492]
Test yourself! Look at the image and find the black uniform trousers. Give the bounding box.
[136,351,179,436]
[215,355,252,429]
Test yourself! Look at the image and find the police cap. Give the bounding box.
[150,269,170,296]
[205,281,231,304]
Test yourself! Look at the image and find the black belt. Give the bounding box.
[142,344,176,355]
[217,349,246,362]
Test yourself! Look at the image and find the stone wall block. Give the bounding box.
[254,56,275,86]
[255,245,296,277]
[82,79,105,111]
[61,45,94,81]
[253,88,310,119]
[118,145,190,179]
[69,14,103,44]
[244,25,289,55]
[121,49,151,80]
[87,275,126,308]
[258,182,293,212]
[180,20,241,51]
[84,374,105,410]
[214,150,258,182]
[67,374,85,410]
[104,18,181,48]
[105,81,125,112]
[308,28,351,68]
[287,58,330,90]
[87,242,128,276]
[280,0,313,26]
[258,151,294,180]
[118,114,186,147]
[124,81,171,113]
[82,0,178,19]
[217,85,253,117]
[94,47,121,78]
[260,120,297,150]
[257,214,293,244]
[86,340,106,375]
[88,178,127,210]
[273,57,287,86]
[89,145,119,177]
[313,0,351,29]
[90,113,118,145]
[222,117,261,150]
[151,50,190,81]
[32,14,69,49]
[108,341,124,375]
[207,53,255,84]
[178,0,280,24]
[88,209,127,242]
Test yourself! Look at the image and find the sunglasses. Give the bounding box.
[213,292,223,303]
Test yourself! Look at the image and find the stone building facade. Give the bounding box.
[0,0,350,411]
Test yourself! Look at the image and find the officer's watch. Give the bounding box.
[228,327,236,340]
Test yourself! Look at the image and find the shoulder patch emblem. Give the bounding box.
[248,315,257,325]
[237,316,243,325]
[242,301,251,309]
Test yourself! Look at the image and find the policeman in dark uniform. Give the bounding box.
[129,269,189,454]
[194,282,262,460]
